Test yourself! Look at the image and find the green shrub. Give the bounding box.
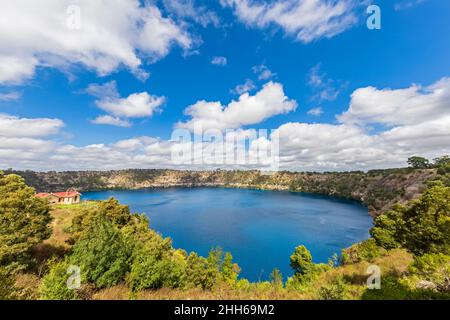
[318,278,347,300]
[39,260,79,300]
[408,253,450,292]
[341,239,386,264]
[0,267,16,300]
[128,236,186,291]
[70,216,131,288]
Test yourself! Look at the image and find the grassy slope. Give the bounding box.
[16,202,413,300]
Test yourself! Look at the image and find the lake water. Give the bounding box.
[84,188,372,281]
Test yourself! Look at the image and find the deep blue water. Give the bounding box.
[83,188,372,281]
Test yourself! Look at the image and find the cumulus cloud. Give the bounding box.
[0,114,64,138]
[221,0,358,43]
[211,56,228,66]
[338,77,450,126]
[0,0,192,84]
[177,81,298,131]
[86,81,166,126]
[1,78,450,172]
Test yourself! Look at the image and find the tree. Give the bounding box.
[433,155,450,167]
[371,183,450,255]
[269,268,283,289]
[221,252,240,286]
[290,245,314,276]
[407,156,430,169]
[0,172,52,273]
[69,216,131,288]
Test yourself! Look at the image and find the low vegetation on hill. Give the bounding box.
[1,156,449,300]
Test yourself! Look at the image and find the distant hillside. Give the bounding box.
[5,168,436,216]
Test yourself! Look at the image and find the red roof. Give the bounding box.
[53,192,80,197]
[35,192,80,198]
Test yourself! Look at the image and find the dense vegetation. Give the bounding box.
[0,156,449,300]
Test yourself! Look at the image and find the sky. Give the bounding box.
[0,0,449,171]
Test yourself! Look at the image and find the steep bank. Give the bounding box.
[6,168,436,215]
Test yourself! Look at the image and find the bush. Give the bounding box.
[128,236,186,291]
[39,260,79,300]
[371,184,450,255]
[318,278,347,300]
[70,216,131,288]
[341,239,386,264]
[408,253,450,292]
[0,268,16,300]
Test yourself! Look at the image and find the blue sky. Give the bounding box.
[0,0,449,171]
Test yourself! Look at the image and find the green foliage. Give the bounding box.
[0,267,16,300]
[433,155,450,168]
[97,198,132,226]
[341,239,387,264]
[39,259,79,300]
[127,234,186,291]
[70,216,131,288]
[407,156,430,169]
[289,246,331,288]
[408,253,450,292]
[269,268,283,289]
[362,275,411,300]
[184,252,218,290]
[318,277,347,300]
[0,172,52,273]
[221,252,240,286]
[290,245,313,276]
[371,183,450,255]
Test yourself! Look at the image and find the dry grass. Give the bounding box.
[46,201,98,247]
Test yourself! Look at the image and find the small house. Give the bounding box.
[35,191,81,204]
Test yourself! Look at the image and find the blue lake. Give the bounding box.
[84,188,372,281]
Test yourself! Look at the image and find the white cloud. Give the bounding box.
[0,0,192,84]
[177,81,298,131]
[232,79,256,95]
[0,114,64,137]
[221,0,358,43]
[307,107,323,116]
[86,81,166,126]
[338,77,450,126]
[0,91,21,101]
[253,64,275,80]
[162,0,220,27]
[1,78,449,172]
[91,115,131,128]
[211,56,228,66]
